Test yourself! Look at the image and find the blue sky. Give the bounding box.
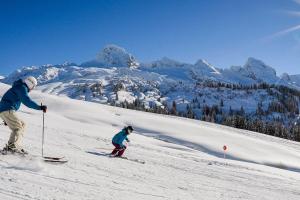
[0,0,300,75]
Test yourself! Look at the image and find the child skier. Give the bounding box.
[111,126,133,157]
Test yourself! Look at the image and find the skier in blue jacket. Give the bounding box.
[111,126,133,157]
[0,76,47,153]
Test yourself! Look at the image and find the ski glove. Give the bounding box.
[3,121,7,126]
[41,105,47,113]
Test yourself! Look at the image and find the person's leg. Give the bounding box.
[116,146,126,157]
[111,143,121,155]
[0,111,25,149]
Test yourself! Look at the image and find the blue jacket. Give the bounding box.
[112,129,130,147]
[0,79,41,112]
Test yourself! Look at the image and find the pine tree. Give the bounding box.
[171,101,177,115]
[220,99,224,107]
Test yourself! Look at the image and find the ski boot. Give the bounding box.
[1,144,28,155]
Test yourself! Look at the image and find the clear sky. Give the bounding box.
[0,0,300,75]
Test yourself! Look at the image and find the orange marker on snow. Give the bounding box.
[223,145,227,159]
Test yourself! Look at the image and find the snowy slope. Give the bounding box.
[1,82,300,200]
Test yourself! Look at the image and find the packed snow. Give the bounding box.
[1,82,300,200]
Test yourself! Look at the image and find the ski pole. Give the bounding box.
[42,103,45,157]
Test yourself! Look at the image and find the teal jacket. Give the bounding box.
[112,129,130,147]
[0,79,41,112]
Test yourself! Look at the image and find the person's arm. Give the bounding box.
[18,86,41,110]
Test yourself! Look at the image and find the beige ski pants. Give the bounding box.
[0,110,25,147]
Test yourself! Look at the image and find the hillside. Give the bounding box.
[0,82,300,200]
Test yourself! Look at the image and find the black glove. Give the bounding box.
[41,105,47,113]
[3,121,7,126]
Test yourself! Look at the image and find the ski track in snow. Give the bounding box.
[0,83,300,200]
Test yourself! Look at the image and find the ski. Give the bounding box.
[0,149,28,156]
[1,150,67,163]
[42,156,67,163]
[43,156,65,160]
[87,151,145,164]
[43,158,68,163]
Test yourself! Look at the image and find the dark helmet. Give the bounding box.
[126,126,134,134]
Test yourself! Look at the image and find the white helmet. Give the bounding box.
[24,76,38,90]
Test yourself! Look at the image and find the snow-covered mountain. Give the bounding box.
[3,44,297,86]
[2,44,298,107]
[1,44,300,140]
[230,57,279,84]
[1,82,300,200]
[282,73,300,88]
[81,44,139,68]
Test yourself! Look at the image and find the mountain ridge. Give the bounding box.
[1,44,300,142]
[3,44,299,87]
